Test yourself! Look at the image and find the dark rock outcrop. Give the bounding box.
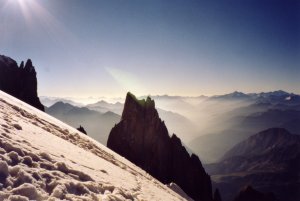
[107,92,213,201]
[233,186,278,201]
[213,189,222,201]
[0,55,44,111]
[77,125,87,135]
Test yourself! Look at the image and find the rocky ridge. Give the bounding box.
[108,92,214,201]
[0,55,44,111]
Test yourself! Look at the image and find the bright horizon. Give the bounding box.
[40,89,297,106]
[1,0,299,98]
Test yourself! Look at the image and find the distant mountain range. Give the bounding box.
[42,90,300,163]
[188,91,300,163]
[86,100,124,114]
[205,128,300,201]
[45,101,120,144]
[211,90,299,102]
[189,108,300,163]
[42,97,198,144]
[40,96,84,107]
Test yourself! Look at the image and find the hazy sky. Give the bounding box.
[1,0,299,97]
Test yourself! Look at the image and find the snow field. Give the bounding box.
[0,91,188,201]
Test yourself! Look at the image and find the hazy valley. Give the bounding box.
[41,90,300,164]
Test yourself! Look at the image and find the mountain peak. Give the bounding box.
[95,100,108,104]
[227,91,248,97]
[108,92,213,201]
[232,91,245,95]
[221,127,300,160]
[0,54,44,111]
[122,92,156,120]
[0,55,17,66]
[126,92,155,107]
[212,91,250,100]
[50,101,74,109]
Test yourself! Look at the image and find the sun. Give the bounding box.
[15,0,27,8]
[16,0,26,2]
[11,0,32,6]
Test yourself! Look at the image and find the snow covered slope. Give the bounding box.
[0,90,189,201]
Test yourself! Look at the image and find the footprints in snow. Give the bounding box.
[0,135,132,200]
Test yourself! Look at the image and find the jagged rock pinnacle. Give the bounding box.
[108,92,213,201]
[0,55,44,111]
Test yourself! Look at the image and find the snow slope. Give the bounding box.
[0,90,189,201]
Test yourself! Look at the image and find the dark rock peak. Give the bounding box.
[24,59,36,73]
[108,92,213,201]
[122,92,156,120]
[170,133,181,143]
[190,153,204,169]
[77,125,87,135]
[0,55,17,66]
[234,186,278,201]
[0,55,44,111]
[20,61,24,68]
[213,189,222,201]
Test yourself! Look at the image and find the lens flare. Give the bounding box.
[0,0,76,47]
[16,0,33,23]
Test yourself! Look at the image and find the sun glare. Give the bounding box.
[9,0,34,23]
[7,0,48,26]
[2,0,75,46]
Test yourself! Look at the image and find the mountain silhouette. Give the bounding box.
[107,92,214,201]
[0,55,44,111]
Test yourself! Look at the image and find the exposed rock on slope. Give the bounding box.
[0,55,44,111]
[108,92,213,201]
[0,90,187,201]
[77,125,87,135]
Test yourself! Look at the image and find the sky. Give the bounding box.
[0,0,299,98]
